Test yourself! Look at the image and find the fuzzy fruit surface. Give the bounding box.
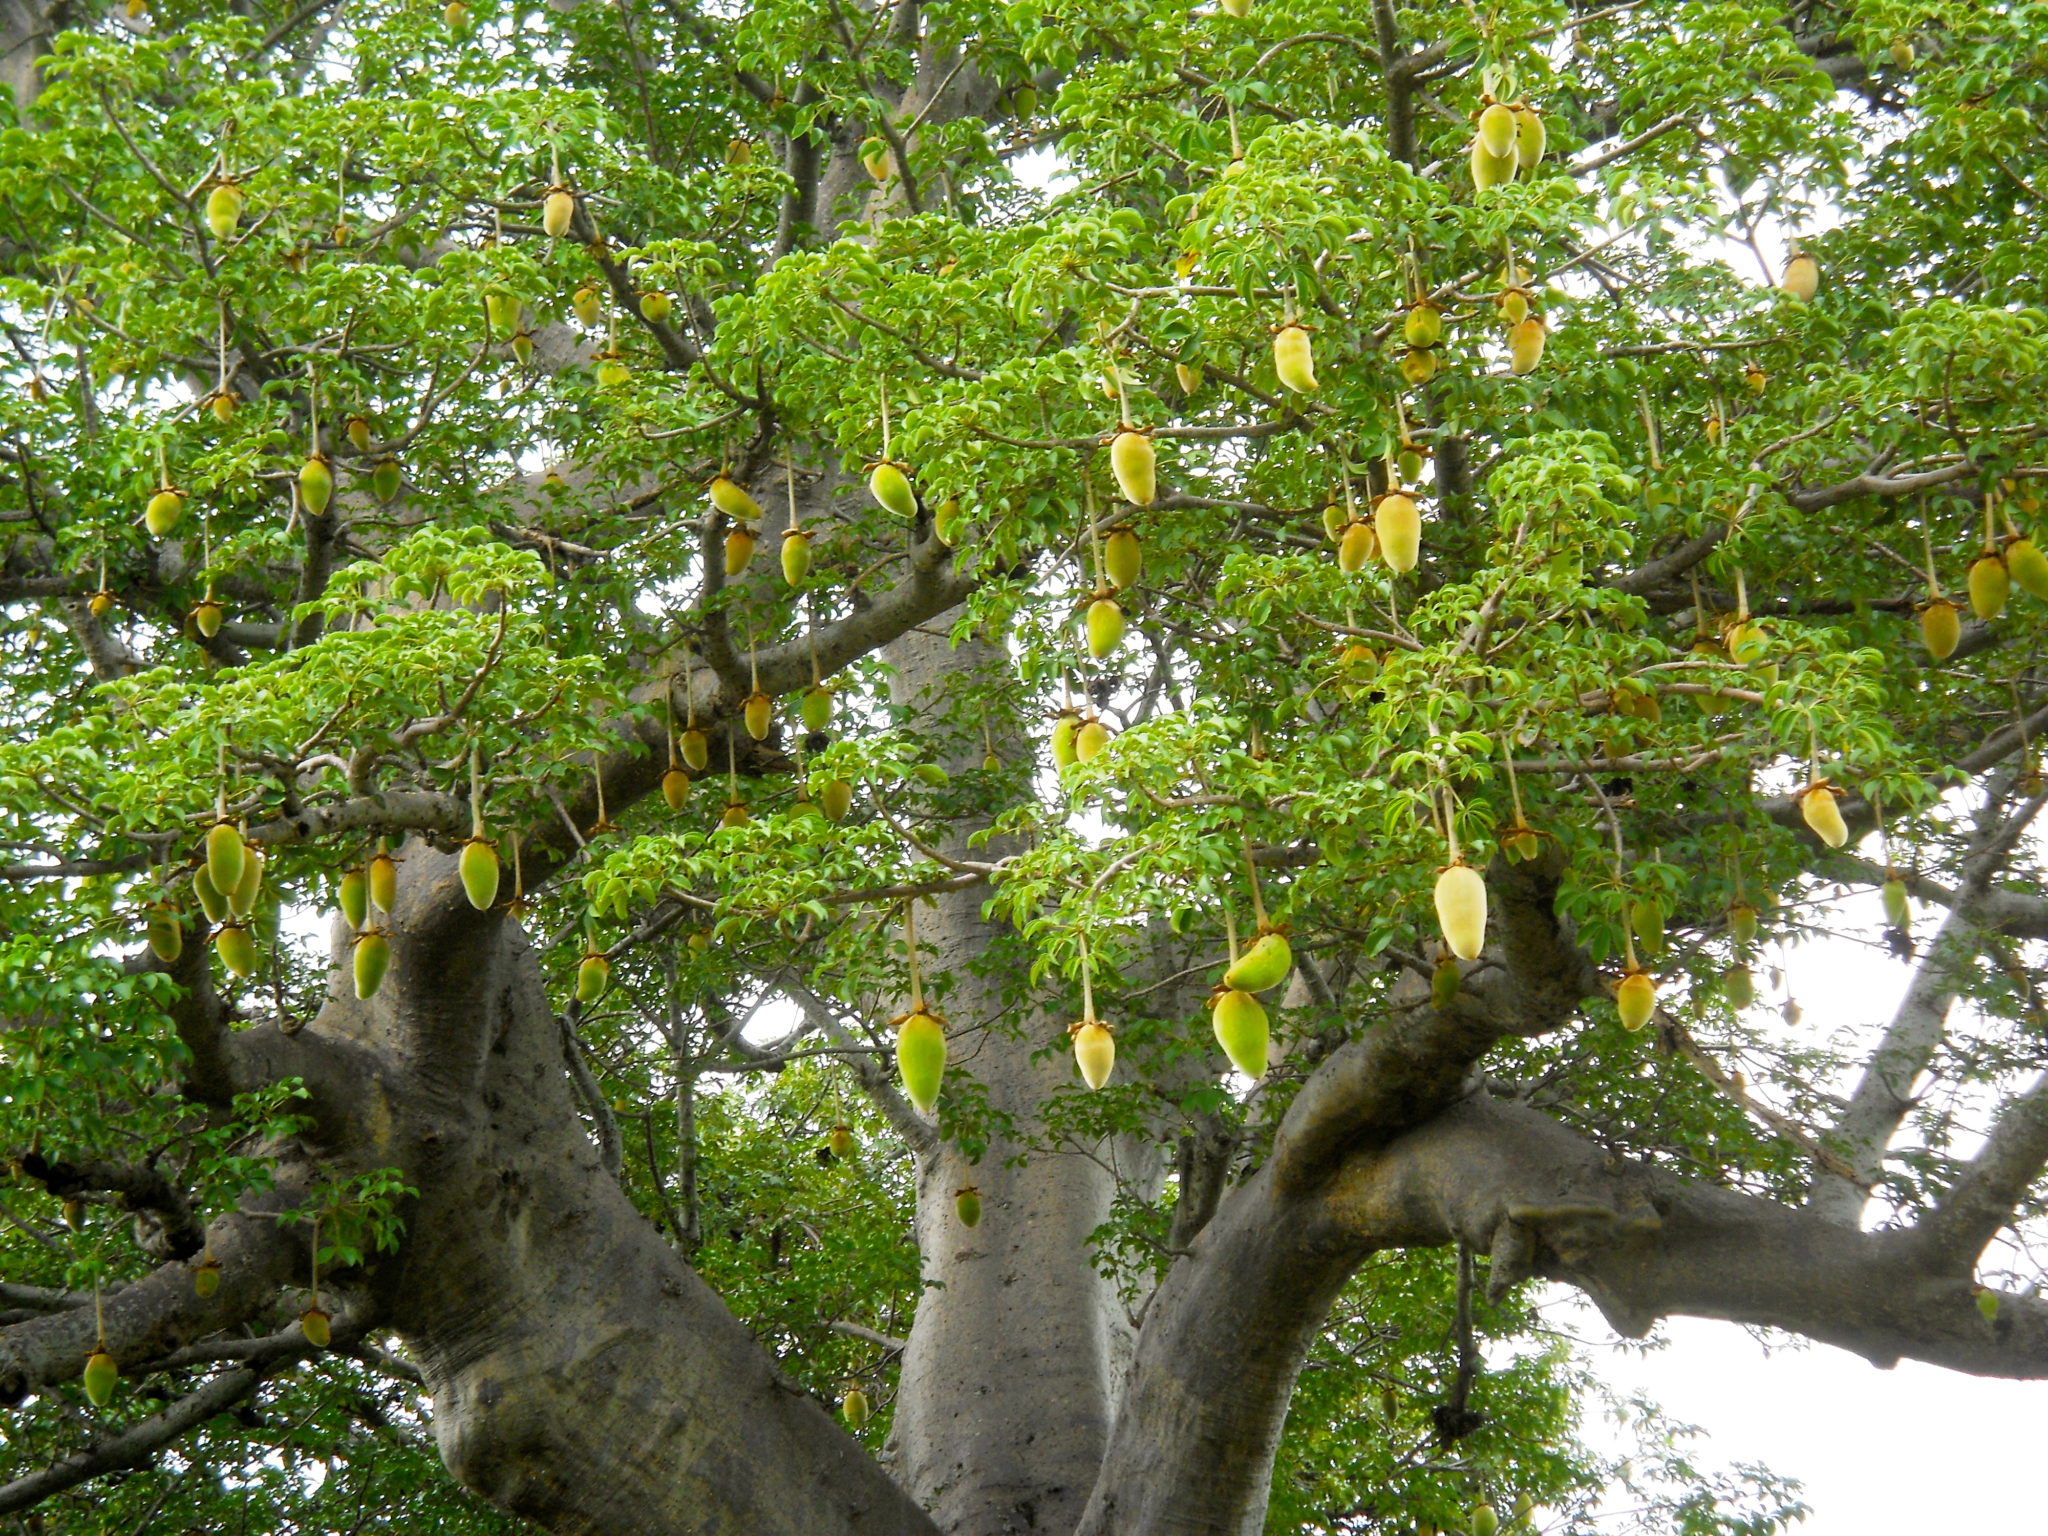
[709,476,763,521]
[1072,1022,1115,1090]
[83,1350,117,1407]
[870,461,917,518]
[215,923,258,978]
[368,853,398,913]
[954,1188,981,1227]
[1273,325,1317,392]
[459,840,500,910]
[1377,494,1420,573]
[1435,863,1488,960]
[577,953,610,1004]
[1110,429,1156,507]
[1223,931,1292,993]
[896,1010,947,1113]
[205,823,246,901]
[354,932,391,999]
[1616,971,1657,1031]
[782,530,812,585]
[1085,597,1125,659]
[1105,528,1142,589]
[1800,784,1849,848]
[1212,988,1269,1078]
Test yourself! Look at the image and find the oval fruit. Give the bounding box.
[206,821,246,897]
[1435,863,1488,960]
[1799,783,1849,848]
[1431,954,1461,1009]
[145,488,184,536]
[459,839,500,910]
[299,455,334,516]
[1338,520,1376,573]
[1881,876,1910,928]
[781,529,813,585]
[1631,894,1666,958]
[215,922,258,978]
[1376,493,1420,573]
[576,951,610,1003]
[897,1009,947,1112]
[1508,316,1547,375]
[299,1307,331,1348]
[146,905,183,962]
[83,1349,118,1407]
[572,286,602,327]
[339,867,368,929]
[543,188,576,239]
[1400,348,1438,384]
[1511,105,1546,170]
[1273,324,1317,392]
[1223,930,1292,993]
[933,496,965,546]
[1968,554,2009,621]
[1051,713,1080,769]
[1175,361,1203,394]
[1085,597,1125,659]
[680,727,710,772]
[192,599,223,639]
[870,460,917,518]
[820,778,854,821]
[1403,301,1443,349]
[354,931,390,999]
[1072,1021,1115,1090]
[708,474,763,521]
[1109,429,1157,507]
[1470,138,1516,191]
[1211,987,1269,1079]
[1724,964,1755,1009]
[228,846,264,919]
[1075,718,1110,762]
[1477,102,1518,159]
[1727,901,1758,947]
[193,865,229,924]
[800,685,833,734]
[192,1258,220,1298]
[1919,597,1961,660]
[724,525,756,577]
[1104,527,1142,590]
[1780,253,1819,301]
[661,767,692,811]
[205,182,245,241]
[371,457,402,502]
[843,1387,871,1427]
[368,851,398,912]
[2006,536,2048,599]
[1616,969,1657,1031]
[744,691,774,741]
[828,1124,855,1158]
[954,1187,982,1227]
[639,291,672,322]
[719,800,750,829]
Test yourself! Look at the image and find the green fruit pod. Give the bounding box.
[576,951,611,1004]
[842,1387,871,1427]
[459,839,500,910]
[782,529,813,586]
[205,182,245,241]
[2005,536,2048,599]
[954,1186,982,1226]
[1616,970,1657,1031]
[639,291,673,322]
[1881,877,1910,928]
[820,778,854,821]
[1508,316,1547,375]
[744,692,774,741]
[680,728,710,772]
[1435,863,1488,960]
[572,286,602,328]
[354,931,391,1000]
[1104,527,1142,590]
[228,846,264,919]
[368,851,399,912]
[1477,101,1517,158]
[896,1009,947,1113]
[1402,301,1443,349]
[1723,963,1755,1009]
[542,188,575,239]
[828,1124,855,1158]
[82,1349,118,1408]
[1511,104,1546,169]
[193,865,230,924]
[1631,894,1666,958]
[1085,597,1125,659]
[1780,252,1819,301]
[724,525,756,577]
[1071,1020,1115,1090]
[800,685,833,734]
[339,868,368,929]
[933,496,965,546]
[1968,554,2009,621]
[1473,1501,1500,1536]
[146,905,183,963]
[1075,718,1110,762]
[1211,987,1269,1079]
[145,488,185,536]
[299,1307,331,1348]
[1727,902,1758,947]
[1338,519,1376,573]
[1470,138,1516,191]
[206,821,247,897]
[1223,930,1292,993]
[1109,428,1157,507]
[870,460,917,518]
[1376,493,1420,573]
[1799,784,1849,848]
[1272,324,1317,392]
[215,922,258,978]
[193,600,223,638]
[662,768,692,811]
[370,457,402,502]
[299,455,334,517]
[1050,713,1080,769]
[709,474,764,521]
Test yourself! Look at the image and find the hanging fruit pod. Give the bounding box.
[1338,518,1377,573]
[459,838,500,910]
[299,454,334,516]
[1109,427,1157,507]
[594,351,630,387]
[206,390,236,423]
[1402,300,1443,349]
[89,588,114,618]
[1074,716,1111,762]
[1430,953,1461,1009]
[1779,252,1819,302]
[820,777,854,821]
[227,846,264,919]
[719,799,750,829]
[1882,874,1911,928]
[828,1124,855,1158]
[1084,595,1125,659]
[1723,963,1755,1009]
[192,598,224,639]
[1477,101,1518,159]
[212,922,256,977]
[193,865,229,924]
[191,1257,221,1297]
[1435,862,1488,960]
[842,1387,871,1427]
[576,947,611,1004]
[542,186,576,239]
[1321,500,1347,542]
[1273,323,1318,393]
[1799,782,1850,848]
[661,766,691,811]
[707,473,762,522]
[145,903,183,962]
[724,525,757,578]
[1469,138,1515,192]
[639,290,672,322]
[82,1349,118,1408]
[1744,363,1768,394]
[1071,1019,1116,1089]
[445,0,470,31]
[859,137,893,181]
[680,727,710,772]
[299,1307,332,1348]
[1399,348,1438,385]
[1500,821,1543,863]
[933,496,965,546]
[870,459,917,518]
[368,848,399,911]
[1223,929,1292,993]
[1615,969,1657,1031]
[896,1009,947,1112]
[1967,554,2009,621]
[572,285,602,328]
[1175,361,1203,394]
[1511,104,1546,170]
[145,486,185,537]
[781,528,813,585]
[1050,710,1081,769]
[1918,597,1961,661]
[1336,643,1378,697]
[1104,526,1142,590]
[511,330,535,368]
[345,416,371,452]
[1631,894,1666,958]
[1471,1502,1501,1536]
[1726,901,1758,946]
[1722,618,1769,665]
[800,684,833,734]
[1507,316,1547,375]
[369,456,402,503]
[743,691,774,740]
[1211,987,1269,1079]
[954,1186,982,1227]
[1375,492,1420,574]
[2004,534,2048,599]
[353,930,391,999]
[205,180,245,242]
[206,820,247,896]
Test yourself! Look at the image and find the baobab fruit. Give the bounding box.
[572,286,602,327]
[1724,963,1755,1009]
[1501,821,1541,863]
[1273,323,1317,392]
[1051,711,1080,769]
[146,903,183,962]
[145,485,185,536]
[1398,442,1427,481]
[1376,492,1420,573]
[192,598,223,638]
[595,352,630,387]
[1799,782,1849,848]
[1400,348,1438,384]
[1472,1501,1501,1536]
[90,588,114,618]
[368,847,398,911]
[1431,953,1460,1009]
[680,727,710,772]
[1224,929,1292,993]
[1968,554,2009,621]
[1508,316,1547,375]
[724,524,756,577]
[744,691,774,741]
[820,777,854,821]
[1882,875,1910,928]
[193,865,229,924]
[800,684,833,733]
[299,453,334,516]
[486,291,518,337]
[1470,138,1516,191]
[444,0,469,30]
[215,922,258,978]
[63,1201,82,1232]
[828,1124,855,1158]
[781,528,813,585]
[206,820,247,896]
[1511,103,1546,170]
[1780,252,1819,301]
[870,459,917,518]
[1918,596,1961,660]
[1477,101,1518,159]
[228,846,264,919]
[933,496,965,546]
[720,799,749,829]
[205,180,245,241]
[2005,535,2048,599]
[1211,986,1269,1079]
[459,838,500,910]
[639,290,672,322]
[345,416,371,452]
[354,930,390,999]
[1338,519,1376,573]
[661,765,691,810]
[299,1307,331,1348]
[1403,300,1443,349]
[1727,901,1758,946]
[1435,862,1488,960]
[1109,426,1157,507]
[1071,1019,1115,1089]
[511,329,535,367]
[370,456,402,502]
[1631,894,1666,957]
[1220,0,1251,14]
[1723,618,1769,665]
[1105,526,1142,589]
[82,1349,118,1407]
[1744,363,1768,394]
[542,186,576,239]
[1322,501,1347,542]
[1085,595,1125,658]
[1075,716,1110,762]
[842,1387,871,1427]
[954,1186,982,1227]
[896,1009,947,1113]
[1175,361,1203,394]
[192,1257,220,1298]
[576,947,610,1004]
[1615,968,1657,1031]
[859,138,892,181]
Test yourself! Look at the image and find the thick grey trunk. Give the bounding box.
[884,627,1139,1536]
